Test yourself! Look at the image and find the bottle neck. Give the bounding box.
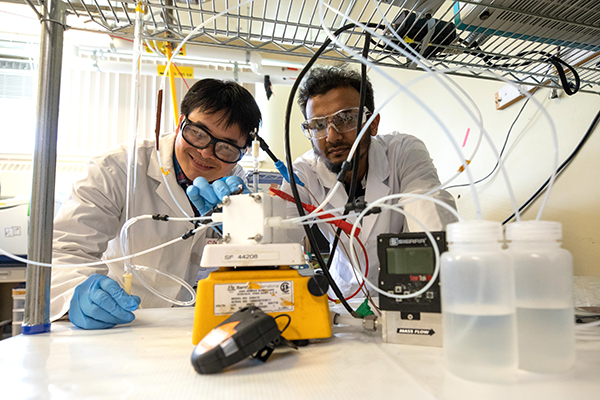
[509,240,561,249]
[448,241,503,251]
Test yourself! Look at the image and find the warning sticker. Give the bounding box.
[214,281,294,315]
[157,65,194,79]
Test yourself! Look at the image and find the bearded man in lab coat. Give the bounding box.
[281,66,457,298]
[51,78,261,329]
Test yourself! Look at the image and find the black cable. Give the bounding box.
[254,134,279,163]
[445,95,532,190]
[284,23,363,318]
[373,25,581,95]
[274,314,292,333]
[547,55,581,96]
[503,107,600,225]
[323,32,371,294]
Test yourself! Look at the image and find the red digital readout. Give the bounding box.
[409,275,433,282]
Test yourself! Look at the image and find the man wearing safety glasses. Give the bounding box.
[51,79,260,329]
[282,66,457,298]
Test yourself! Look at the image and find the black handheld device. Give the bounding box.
[191,306,293,374]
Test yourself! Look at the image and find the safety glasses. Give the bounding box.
[180,116,247,164]
[300,107,370,141]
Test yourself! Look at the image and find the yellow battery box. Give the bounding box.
[192,266,331,345]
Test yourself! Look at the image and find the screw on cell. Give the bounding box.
[249,193,262,203]
[248,234,263,243]
[307,273,329,297]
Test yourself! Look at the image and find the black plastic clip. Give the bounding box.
[181,229,195,240]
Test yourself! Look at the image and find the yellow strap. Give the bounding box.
[457,160,471,172]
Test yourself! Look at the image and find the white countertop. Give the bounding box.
[1,308,599,400]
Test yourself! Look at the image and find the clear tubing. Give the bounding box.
[309,181,343,217]
[156,151,191,218]
[154,0,255,219]
[144,39,167,59]
[368,2,484,190]
[118,215,203,306]
[347,193,463,299]
[0,224,212,269]
[119,215,153,261]
[316,3,483,221]
[131,264,196,306]
[124,2,145,284]
[309,66,485,216]
[332,1,559,221]
[318,2,530,223]
[297,214,361,225]
[286,206,353,224]
[252,138,260,193]
[308,85,405,215]
[4,3,258,304]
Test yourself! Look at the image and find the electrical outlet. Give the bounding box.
[495,81,535,110]
[495,82,536,110]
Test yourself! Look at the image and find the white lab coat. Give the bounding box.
[51,133,244,320]
[281,132,457,297]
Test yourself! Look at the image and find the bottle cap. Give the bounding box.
[505,220,562,241]
[446,220,502,243]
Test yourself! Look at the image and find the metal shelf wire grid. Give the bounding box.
[23,0,600,93]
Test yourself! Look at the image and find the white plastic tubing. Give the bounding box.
[312,0,560,224]
[303,0,560,300]
[0,1,562,301]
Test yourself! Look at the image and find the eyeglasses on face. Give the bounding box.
[180,116,247,164]
[300,107,370,141]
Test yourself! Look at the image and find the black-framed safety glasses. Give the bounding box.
[180,116,247,164]
[300,107,370,141]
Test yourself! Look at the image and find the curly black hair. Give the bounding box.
[297,65,375,118]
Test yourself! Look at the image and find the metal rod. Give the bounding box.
[22,0,66,335]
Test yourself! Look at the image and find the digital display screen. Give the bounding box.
[386,247,434,275]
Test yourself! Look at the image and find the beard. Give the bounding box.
[314,128,372,174]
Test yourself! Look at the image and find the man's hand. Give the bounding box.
[69,274,141,330]
[186,176,249,215]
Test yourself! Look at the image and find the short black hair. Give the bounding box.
[180,78,262,144]
[297,65,375,118]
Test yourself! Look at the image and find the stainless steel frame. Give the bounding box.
[19,0,600,93]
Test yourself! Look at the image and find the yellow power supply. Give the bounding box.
[192,266,332,345]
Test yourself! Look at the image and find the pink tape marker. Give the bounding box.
[462,128,470,148]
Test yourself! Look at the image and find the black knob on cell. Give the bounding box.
[307,274,329,297]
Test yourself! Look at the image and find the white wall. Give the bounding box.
[253,83,312,171]
[369,67,600,277]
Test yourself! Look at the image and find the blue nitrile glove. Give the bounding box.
[186,176,250,215]
[69,274,141,330]
[274,160,304,186]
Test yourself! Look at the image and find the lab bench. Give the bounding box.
[0,307,599,399]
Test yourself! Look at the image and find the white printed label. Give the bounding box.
[222,252,279,262]
[214,281,294,315]
[4,227,21,237]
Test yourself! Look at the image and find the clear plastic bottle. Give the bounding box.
[441,220,518,382]
[506,220,575,373]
